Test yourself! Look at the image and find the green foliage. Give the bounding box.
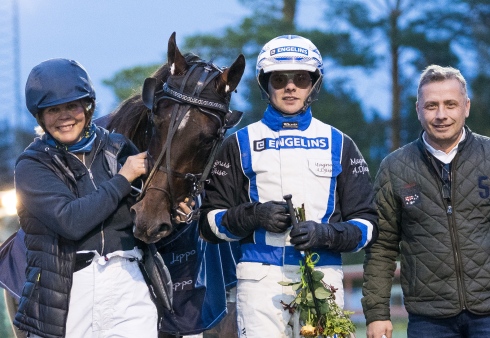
[279,206,356,337]
[279,258,356,337]
[182,0,378,165]
[102,64,161,102]
[322,0,486,152]
[466,75,490,137]
[100,0,490,173]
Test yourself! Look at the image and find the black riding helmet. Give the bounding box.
[25,58,96,117]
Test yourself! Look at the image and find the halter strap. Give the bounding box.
[161,83,228,113]
[137,59,239,223]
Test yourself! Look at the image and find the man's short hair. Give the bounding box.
[417,65,468,102]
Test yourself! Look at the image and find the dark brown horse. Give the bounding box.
[100,32,245,244]
[95,33,244,338]
[2,32,243,338]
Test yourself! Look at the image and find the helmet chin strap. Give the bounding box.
[301,94,314,112]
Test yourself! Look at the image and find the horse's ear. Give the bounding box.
[167,32,187,75]
[142,77,157,110]
[220,54,246,94]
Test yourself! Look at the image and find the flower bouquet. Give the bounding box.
[280,197,356,338]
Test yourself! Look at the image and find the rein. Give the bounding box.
[137,60,241,223]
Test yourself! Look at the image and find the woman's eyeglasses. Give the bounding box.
[269,72,312,89]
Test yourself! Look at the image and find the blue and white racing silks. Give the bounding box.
[201,105,377,296]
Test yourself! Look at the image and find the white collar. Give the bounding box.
[422,128,466,164]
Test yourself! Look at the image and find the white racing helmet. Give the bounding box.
[256,35,324,108]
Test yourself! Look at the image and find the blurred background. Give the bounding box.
[1,0,489,337]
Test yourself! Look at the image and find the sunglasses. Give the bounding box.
[269,72,312,90]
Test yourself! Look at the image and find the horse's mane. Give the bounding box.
[106,53,202,151]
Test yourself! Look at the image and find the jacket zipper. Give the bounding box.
[445,157,467,311]
[72,140,106,255]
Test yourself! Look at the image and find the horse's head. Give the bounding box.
[131,32,245,243]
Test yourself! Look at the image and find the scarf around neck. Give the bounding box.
[44,122,97,153]
[261,104,312,131]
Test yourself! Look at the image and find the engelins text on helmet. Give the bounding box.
[270,46,308,56]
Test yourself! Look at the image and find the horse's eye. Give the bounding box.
[200,133,216,146]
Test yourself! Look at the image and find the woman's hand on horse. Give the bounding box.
[119,151,148,183]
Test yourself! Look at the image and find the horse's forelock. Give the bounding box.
[106,54,223,150]
[184,53,202,64]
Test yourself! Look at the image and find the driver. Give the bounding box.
[199,35,378,337]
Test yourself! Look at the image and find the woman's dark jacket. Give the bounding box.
[13,127,139,338]
[362,127,490,324]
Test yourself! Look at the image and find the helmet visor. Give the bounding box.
[269,72,312,90]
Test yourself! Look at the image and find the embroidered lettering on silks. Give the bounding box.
[211,160,231,176]
[314,161,333,174]
[213,160,230,169]
[350,157,369,175]
[254,136,329,152]
[308,159,337,177]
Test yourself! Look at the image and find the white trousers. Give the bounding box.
[64,253,158,338]
[235,262,344,338]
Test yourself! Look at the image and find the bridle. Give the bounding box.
[136,58,242,223]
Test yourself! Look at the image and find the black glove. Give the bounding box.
[224,201,291,237]
[255,201,291,233]
[289,221,362,252]
[290,221,330,250]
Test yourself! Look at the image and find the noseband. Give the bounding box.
[137,58,242,224]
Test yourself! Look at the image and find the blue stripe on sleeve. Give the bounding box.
[215,211,242,241]
[236,129,258,202]
[348,219,369,251]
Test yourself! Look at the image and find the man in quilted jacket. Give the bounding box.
[362,65,490,338]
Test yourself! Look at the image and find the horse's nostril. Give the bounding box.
[158,224,172,234]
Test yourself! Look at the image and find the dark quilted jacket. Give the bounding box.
[362,127,490,324]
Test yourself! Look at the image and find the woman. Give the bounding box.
[13,58,157,338]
